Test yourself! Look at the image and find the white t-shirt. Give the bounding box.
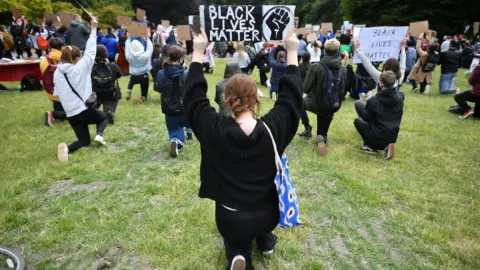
[307,44,321,62]
[233,52,251,69]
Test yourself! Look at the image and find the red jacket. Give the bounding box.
[469,65,480,96]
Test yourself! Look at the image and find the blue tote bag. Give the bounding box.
[263,122,301,228]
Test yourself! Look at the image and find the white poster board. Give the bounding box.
[312,25,320,32]
[353,26,409,64]
[470,55,480,73]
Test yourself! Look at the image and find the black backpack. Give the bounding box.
[92,63,115,93]
[422,52,440,73]
[318,62,346,112]
[21,74,42,91]
[161,72,186,115]
[14,36,26,50]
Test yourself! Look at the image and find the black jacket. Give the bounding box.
[439,48,461,74]
[215,62,241,117]
[357,88,404,146]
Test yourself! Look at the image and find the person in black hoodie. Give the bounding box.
[215,62,241,117]
[354,71,404,160]
[184,30,302,270]
[438,40,461,95]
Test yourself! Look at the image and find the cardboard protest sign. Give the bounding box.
[321,22,333,31]
[428,30,437,38]
[312,25,320,32]
[409,20,429,37]
[162,20,170,29]
[294,28,311,36]
[474,22,479,35]
[469,55,479,73]
[11,8,22,19]
[58,12,75,26]
[117,16,132,27]
[44,12,61,27]
[306,33,317,42]
[305,24,312,29]
[136,8,146,21]
[200,5,296,42]
[189,15,201,34]
[176,25,192,41]
[353,26,409,64]
[127,22,148,38]
[294,17,299,28]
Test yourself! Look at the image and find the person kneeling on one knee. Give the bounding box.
[353,71,404,160]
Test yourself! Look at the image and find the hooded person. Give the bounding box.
[152,25,167,46]
[215,62,241,117]
[125,37,153,103]
[66,14,91,51]
[155,45,192,158]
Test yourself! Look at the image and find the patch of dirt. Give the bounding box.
[108,144,123,152]
[131,127,148,137]
[357,226,374,243]
[150,152,168,163]
[92,245,122,269]
[390,248,404,262]
[371,219,388,241]
[330,235,349,256]
[321,215,333,227]
[47,179,106,197]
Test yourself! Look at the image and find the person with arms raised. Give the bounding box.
[53,17,108,163]
[184,29,302,270]
[125,32,153,103]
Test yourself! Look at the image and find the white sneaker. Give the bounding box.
[423,85,430,95]
[266,80,271,88]
[257,88,265,97]
[455,88,461,95]
[272,92,277,101]
[58,143,69,163]
[231,255,246,270]
[412,87,419,93]
[94,134,107,146]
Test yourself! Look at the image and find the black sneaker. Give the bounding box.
[187,133,193,140]
[361,145,376,154]
[298,127,312,139]
[170,140,179,158]
[384,144,395,160]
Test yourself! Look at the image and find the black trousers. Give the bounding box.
[455,91,480,117]
[301,109,310,129]
[354,101,388,150]
[67,108,108,153]
[97,100,119,115]
[35,48,43,59]
[127,73,149,98]
[52,101,67,120]
[259,70,268,86]
[420,78,428,93]
[241,67,250,74]
[215,203,278,270]
[316,111,334,142]
[16,48,32,58]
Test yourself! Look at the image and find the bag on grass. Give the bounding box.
[21,74,42,91]
[262,121,301,229]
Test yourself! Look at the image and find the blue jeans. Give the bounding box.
[165,114,192,151]
[439,73,457,94]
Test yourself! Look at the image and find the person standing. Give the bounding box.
[53,17,108,163]
[11,16,32,59]
[440,36,451,52]
[40,37,67,127]
[455,65,480,119]
[29,23,49,59]
[301,39,347,156]
[408,33,436,94]
[125,34,153,103]
[184,29,302,270]
[156,45,191,157]
[297,34,307,62]
[256,43,271,87]
[66,14,91,52]
[438,40,461,95]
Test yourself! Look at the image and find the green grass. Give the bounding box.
[1,59,479,269]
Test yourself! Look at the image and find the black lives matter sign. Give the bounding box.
[200,5,296,42]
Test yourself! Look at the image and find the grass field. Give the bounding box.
[1,59,479,269]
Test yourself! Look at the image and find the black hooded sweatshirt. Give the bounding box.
[358,88,404,146]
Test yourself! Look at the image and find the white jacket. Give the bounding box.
[53,29,97,117]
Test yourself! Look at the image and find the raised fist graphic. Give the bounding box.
[266,8,291,40]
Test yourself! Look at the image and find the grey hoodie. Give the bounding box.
[215,62,241,117]
[67,20,91,50]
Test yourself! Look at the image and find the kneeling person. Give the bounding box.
[354,71,404,160]
[156,45,191,158]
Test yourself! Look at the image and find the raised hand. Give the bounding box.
[90,17,98,29]
[354,40,360,51]
[266,8,291,40]
[192,28,208,63]
[400,37,407,50]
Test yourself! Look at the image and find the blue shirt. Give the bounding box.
[298,39,307,56]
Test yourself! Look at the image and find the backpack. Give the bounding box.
[37,35,49,51]
[92,63,115,97]
[21,74,42,91]
[421,52,439,73]
[161,72,186,115]
[42,56,57,94]
[318,62,346,112]
[14,36,27,50]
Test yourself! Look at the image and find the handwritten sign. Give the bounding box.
[127,22,148,38]
[409,21,429,37]
[321,22,333,31]
[474,22,479,35]
[306,33,317,42]
[312,25,320,32]
[136,8,146,21]
[44,12,60,28]
[117,16,132,27]
[176,25,191,41]
[305,24,312,29]
[200,5,295,42]
[353,26,409,64]
[58,12,75,26]
[12,8,22,19]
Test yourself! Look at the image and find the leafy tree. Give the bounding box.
[51,2,81,15]
[0,0,52,21]
[131,0,201,25]
[95,5,134,28]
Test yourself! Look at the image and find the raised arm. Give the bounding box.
[354,40,381,83]
[183,29,220,144]
[76,17,97,71]
[262,33,303,154]
[398,38,407,83]
[416,34,428,58]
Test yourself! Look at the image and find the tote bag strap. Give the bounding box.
[63,73,84,103]
[262,121,282,172]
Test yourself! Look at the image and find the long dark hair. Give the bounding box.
[95,45,108,63]
[382,58,401,80]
